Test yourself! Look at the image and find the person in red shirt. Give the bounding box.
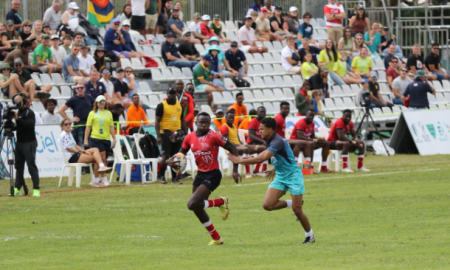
[199,15,216,38]
[184,83,196,132]
[327,109,370,172]
[291,109,333,173]
[167,112,241,246]
[246,106,268,174]
[386,57,399,89]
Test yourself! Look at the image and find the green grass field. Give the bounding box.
[1,154,450,269]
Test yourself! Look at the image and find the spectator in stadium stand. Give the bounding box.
[238,109,256,130]
[179,30,202,61]
[50,35,66,67]
[112,67,132,108]
[327,109,369,172]
[31,20,43,48]
[212,108,225,131]
[126,94,150,135]
[425,43,450,82]
[127,0,148,36]
[364,22,381,59]
[383,44,400,70]
[78,43,96,77]
[111,103,125,123]
[85,69,111,103]
[7,0,23,30]
[174,80,195,132]
[204,39,237,78]
[332,50,363,85]
[403,70,436,110]
[155,87,187,184]
[43,0,63,32]
[210,14,232,43]
[247,0,263,16]
[238,16,269,54]
[246,106,269,174]
[145,0,159,35]
[338,27,354,70]
[62,43,85,84]
[301,52,318,79]
[19,20,34,42]
[162,32,197,69]
[120,20,146,59]
[42,99,62,124]
[355,78,373,108]
[255,8,283,42]
[351,33,371,58]
[185,83,196,132]
[33,34,59,76]
[204,46,226,79]
[392,67,412,105]
[188,13,209,44]
[249,11,259,32]
[58,83,95,147]
[269,6,289,37]
[281,12,290,34]
[62,2,86,26]
[174,2,184,20]
[348,6,370,37]
[104,18,132,64]
[286,7,299,35]
[99,66,115,99]
[308,67,329,98]
[225,41,248,77]
[281,36,301,76]
[407,44,437,80]
[295,80,315,116]
[386,57,400,89]
[319,38,341,83]
[157,0,173,34]
[117,4,132,25]
[61,34,72,54]
[231,92,248,127]
[312,89,326,117]
[323,0,345,45]
[298,38,320,65]
[11,58,52,101]
[0,63,20,97]
[298,12,319,48]
[72,32,85,47]
[93,46,106,71]
[193,54,225,108]
[264,0,275,14]
[351,46,372,79]
[2,20,22,52]
[4,40,33,71]
[42,23,52,35]
[380,25,404,59]
[167,7,199,44]
[368,72,394,109]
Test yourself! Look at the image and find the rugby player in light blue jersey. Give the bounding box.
[228,117,315,244]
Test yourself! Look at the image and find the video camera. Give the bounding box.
[360,91,372,108]
[1,100,21,132]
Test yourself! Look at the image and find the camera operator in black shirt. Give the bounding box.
[12,93,40,197]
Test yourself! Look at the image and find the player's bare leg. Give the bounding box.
[262,187,289,211]
[292,194,315,243]
[288,140,311,166]
[188,185,227,245]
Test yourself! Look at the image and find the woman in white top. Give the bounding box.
[117,4,132,25]
[352,33,371,58]
[59,118,112,172]
[61,2,87,25]
[174,2,184,21]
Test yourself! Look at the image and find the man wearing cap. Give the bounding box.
[270,6,289,37]
[12,58,52,101]
[0,63,21,98]
[161,32,197,69]
[238,16,268,53]
[104,18,127,61]
[368,72,394,109]
[281,36,302,76]
[167,7,199,44]
[126,0,149,35]
[179,30,202,61]
[120,20,146,58]
[256,8,283,42]
[43,0,63,32]
[4,40,33,71]
[189,13,209,44]
[62,43,85,84]
[78,43,96,77]
[324,0,345,45]
[308,67,329,99]
[50,35,66,66]
[33,34,59,75]
[403,70,436,110]
[199,15,217,40]
[193,55,225,107]
[145,0,160,35]
[286,7,300,35]
[225,41,248,77]
[113,67,132,108]
[42,22,52,35]
[210,14,232,43]
[6,0,23,30]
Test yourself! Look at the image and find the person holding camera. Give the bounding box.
[356,79,373,108]
[155,87,187,184]
[11,93,40,197]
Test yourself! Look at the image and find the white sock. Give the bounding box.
[286,200,292,208]
[99,163,105,168]
[243,153,248,158]
[204,200,210,209]
[202,220,212,227]
[305,157,311,162]
[94,177,100,183]
[295,157,299,163]
[322,161,327,167]
[263,160,268,165]
[101,176,108,182]
[305,229,313,237]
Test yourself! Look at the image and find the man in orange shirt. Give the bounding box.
[126,94,150,135]
[231,92,247,127]
[212,108,225,132]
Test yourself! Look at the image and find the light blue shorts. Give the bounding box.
[196,84,207,91]
[268,173,305,195]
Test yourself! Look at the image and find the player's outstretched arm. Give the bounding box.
[223,141,242,183]
[228,150,274,165]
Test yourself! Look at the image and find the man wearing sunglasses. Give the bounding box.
[225,41,248,77]
[425,43,450,81]
[386,57,400,90]
[392,67,412,105]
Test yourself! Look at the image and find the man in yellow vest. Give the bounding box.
[155,87,187,184]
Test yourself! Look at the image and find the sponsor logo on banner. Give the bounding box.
[426,124,436,139]
[436,122,448,141]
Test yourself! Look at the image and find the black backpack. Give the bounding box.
[231,76,250,88]
[139,133,159,159]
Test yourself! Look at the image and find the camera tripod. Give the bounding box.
[0,125,27,197]
[355,106,390,156]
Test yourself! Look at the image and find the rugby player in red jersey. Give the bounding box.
[291,109,333,173]
[327,109,370,172]
[167,112,242,245]
[246,106,268,174]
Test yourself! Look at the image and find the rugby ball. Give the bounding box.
[171,153,187,173]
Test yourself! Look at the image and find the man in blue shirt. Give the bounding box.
[403,70,436,110]
[228,117,315,244]
[161,32,197,69]
[104,18,131,60]
[84,70,111,102]
[62,43,85,84]
[298,38,321,65]
[120,20,145,59]
[7,0,23,31]
[225,41,248,77]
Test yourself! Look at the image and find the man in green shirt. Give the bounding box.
[209,14,231,43]
[145,0,160,35]
[32,34,59,75]
[12,58,51,101]
[193,54,225,108]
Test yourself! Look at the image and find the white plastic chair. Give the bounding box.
[110,135,138,185]
[57,139,94,188]
[133,133,160,183]
[318,127,350,172]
